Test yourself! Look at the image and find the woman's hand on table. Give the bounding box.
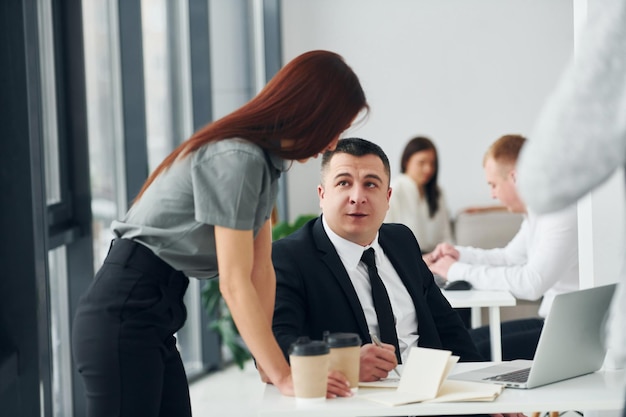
[326,370,353,398]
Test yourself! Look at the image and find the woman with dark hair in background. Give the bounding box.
[386,136,453,253]
[72,49,368,417]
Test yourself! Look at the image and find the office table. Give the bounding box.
[258,363,626,417]
[442,289,516,361]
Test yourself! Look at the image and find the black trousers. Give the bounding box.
[72,239,191,417]
[469,318,544,361]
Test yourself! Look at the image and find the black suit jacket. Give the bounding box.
[272,216,483,362]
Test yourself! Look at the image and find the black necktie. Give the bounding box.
[361,248,402,363]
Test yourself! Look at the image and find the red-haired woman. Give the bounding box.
[72,50,368,417]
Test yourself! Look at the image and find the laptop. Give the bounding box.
[449,283,617,389]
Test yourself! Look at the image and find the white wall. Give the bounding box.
[578,172,626,288]
[280,0,573,221]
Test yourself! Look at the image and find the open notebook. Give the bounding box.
[361,347,503,406]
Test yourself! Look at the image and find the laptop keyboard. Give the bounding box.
[484,368,531,383]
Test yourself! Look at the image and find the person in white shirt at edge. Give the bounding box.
[385,136,454,253]
[516,0,625,376]
[425,134,579,361]
[517,3,625,415]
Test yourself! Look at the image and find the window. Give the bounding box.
[83,1,126,267]
[48,247,72,416]
[142,0,175,170]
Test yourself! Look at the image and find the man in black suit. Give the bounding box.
[272,138,483,397]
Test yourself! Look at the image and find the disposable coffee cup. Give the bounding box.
[325,332,362,392]
[289,338,330,403]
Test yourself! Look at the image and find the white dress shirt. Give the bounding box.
[447,205,579,317]
[322,216,419,363]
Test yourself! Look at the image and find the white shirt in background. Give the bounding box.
[447,205,579,318]
[386,173,454,253]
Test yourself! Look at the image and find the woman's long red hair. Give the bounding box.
[135,50,368,202]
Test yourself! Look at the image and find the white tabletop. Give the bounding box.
[258,363,626,417]
[441,289,516,309]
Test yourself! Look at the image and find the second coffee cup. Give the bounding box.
[325,332,362,392]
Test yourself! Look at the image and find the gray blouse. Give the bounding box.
[112,138,283,279]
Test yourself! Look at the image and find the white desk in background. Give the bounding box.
[258,363,626,417]
[441,289,516,361]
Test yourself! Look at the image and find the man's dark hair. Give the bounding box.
[320,137,391,186]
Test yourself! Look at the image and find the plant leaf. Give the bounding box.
[201,280,221,315]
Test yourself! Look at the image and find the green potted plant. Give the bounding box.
[201,214,318,369]
[271,214,317,241]
[201,279,250,369]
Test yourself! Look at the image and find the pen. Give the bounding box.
[370,333,401,378]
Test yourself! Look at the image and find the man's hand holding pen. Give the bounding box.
[358,334,401,382]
